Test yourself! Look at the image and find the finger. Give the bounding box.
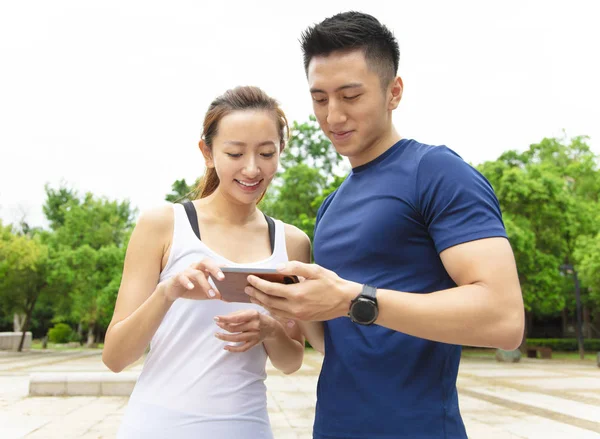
[246,276,291,298]
[193,258,225,282]
[248,298,296,321]
[177,273,195,290]
[276,261,321,279]
[244,285,289,308]
[216,321,259,333]
[215,332,256,343]
[186,268,220,300]
[214,309,259,324]
[224,340,260,353]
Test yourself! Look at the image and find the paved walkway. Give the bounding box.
[0,349,599,438]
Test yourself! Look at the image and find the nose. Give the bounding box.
[326,99,347,126]
[241,156,260,179]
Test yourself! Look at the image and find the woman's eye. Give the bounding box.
[261,153,275,158]
[227,153,242,158]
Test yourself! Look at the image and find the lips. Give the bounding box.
[235,179,262,192]
[331,130,354,142]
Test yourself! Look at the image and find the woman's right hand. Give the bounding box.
[160,258,225,302]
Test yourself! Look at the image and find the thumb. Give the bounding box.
[276,261,321,280]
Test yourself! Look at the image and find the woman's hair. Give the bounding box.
[196,86,289,200]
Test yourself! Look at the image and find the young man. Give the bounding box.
[246,11,524,439]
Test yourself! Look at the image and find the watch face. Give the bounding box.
[352,298,377,324]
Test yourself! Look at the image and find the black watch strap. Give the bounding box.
[361,284,377,301]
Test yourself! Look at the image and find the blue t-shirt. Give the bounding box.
[312,139,507,439]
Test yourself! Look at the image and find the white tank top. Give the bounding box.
[117,203,290,439]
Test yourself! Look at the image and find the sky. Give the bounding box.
[1,0,599,228]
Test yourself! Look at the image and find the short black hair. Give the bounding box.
[300,11,400,87]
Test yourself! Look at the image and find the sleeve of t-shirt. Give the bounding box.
[314,189,338,234]
[416,146,507,254]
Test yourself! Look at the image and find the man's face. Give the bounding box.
[307,50,400,167]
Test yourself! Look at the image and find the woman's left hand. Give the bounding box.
[214,309,280,352]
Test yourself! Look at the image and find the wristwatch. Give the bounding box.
[348,284,378,325]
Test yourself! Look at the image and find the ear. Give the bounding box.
[199,140,214,168]
[388,76,403,110]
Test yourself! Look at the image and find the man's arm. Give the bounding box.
[246,236,524,351]
[374,237,524,350]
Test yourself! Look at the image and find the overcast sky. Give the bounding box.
[1,0,599,228]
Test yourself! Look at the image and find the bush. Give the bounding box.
[526,338,600,351]
[47,323,73,344]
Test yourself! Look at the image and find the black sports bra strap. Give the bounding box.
[183,201,274,254]
[263,213,275,254]
[183,201,201,240]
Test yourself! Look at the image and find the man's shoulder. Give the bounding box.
[402,139,463,168]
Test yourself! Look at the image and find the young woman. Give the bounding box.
[103,86,311,438]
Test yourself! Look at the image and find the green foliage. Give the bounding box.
[42,184,79,230]
[478,134,600,316]
[165,178,200,203]
[282,116,343,181]
[262,119,347,241]
[0,229,49,319]
[526,338,600,351]
[47,191,135,250]
[47,323,74,343]
[574,232,600,307]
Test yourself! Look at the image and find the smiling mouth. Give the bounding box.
[331,131,353,140]
[235,179,262,188]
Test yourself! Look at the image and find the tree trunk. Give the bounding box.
[583,306,592,339]
[86,323,95,347]
[561,308,568,337]
[13,313,26,332]
[17,299,37,352]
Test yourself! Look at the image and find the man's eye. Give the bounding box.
[313,97,327,104]
[344,95,360,101]
[227,153,242,158]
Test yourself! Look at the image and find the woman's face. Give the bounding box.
[204,109,282,205]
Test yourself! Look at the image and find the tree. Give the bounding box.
[42,184,79,230]
[46,190,136,250]
[47,244,126,346]
[478,134,600,334]
[40,186,135,341]
[262,164,325,237]
[282,116,343,183]
[575,233,600,311]
[165,178,200,203]
[0,228,49,351]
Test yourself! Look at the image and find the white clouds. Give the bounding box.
[1,0,599,227]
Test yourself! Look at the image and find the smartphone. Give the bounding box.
[211,267,299,303]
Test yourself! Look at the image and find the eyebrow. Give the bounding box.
[310,83,363,94]
[223,140,277,147]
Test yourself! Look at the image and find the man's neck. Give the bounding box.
[349,126,402,169]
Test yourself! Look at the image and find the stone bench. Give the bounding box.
[0,332,32,350]
[29,372,139,396]
[526,345,552,359]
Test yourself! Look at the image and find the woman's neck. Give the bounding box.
[196,189,259,226]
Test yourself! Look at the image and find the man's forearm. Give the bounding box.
[369,283,523,350]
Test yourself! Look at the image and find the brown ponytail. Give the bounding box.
[197,86,289,200]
